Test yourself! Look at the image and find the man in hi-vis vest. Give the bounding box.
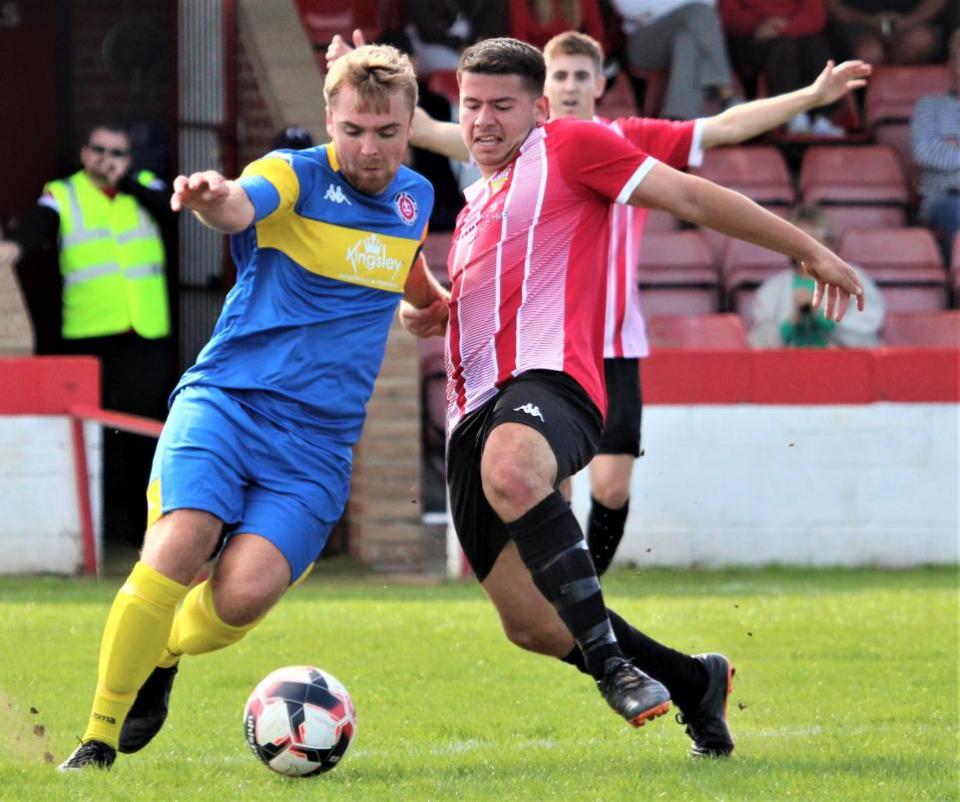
[0,121,175,546]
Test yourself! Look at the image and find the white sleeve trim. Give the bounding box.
[615,156,658,205]
[688,118,707,168]
[38,194,60,213]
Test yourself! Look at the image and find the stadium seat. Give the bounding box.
[873,123,918,195]
[800,145,909,205]
[837,227,948,313]
[882,311,960,347]
[294,0,381,51]
[625,67,667,118]
[426,71,460,108]
[644,208,680,232]
[864,65,951,128]
[799,145,909,236]
[721,239,792,318]
[692,146,794,207]
[637,230,721,316]
[422,231,454,286]
[646,313,748,349]
[596,73,640,120]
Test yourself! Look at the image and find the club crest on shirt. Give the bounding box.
[393,191,418,225]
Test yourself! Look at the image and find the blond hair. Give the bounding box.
[324,44,418,117]
[544,31,604,75]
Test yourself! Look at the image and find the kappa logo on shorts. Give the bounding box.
[513,403,545,422]
[324,183,352,205]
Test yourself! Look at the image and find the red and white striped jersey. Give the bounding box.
[445,117,657,430]
[599,116,705,359]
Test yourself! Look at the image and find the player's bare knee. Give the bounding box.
[481,457,550,518]
[501,618,563,655]
[595,483,630,510]
[141,509,222,584]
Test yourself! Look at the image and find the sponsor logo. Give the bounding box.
[324,183,352,205]
[345,233,403,276]
[93,712,116,724]
[513,403,545,422]
[394,191,418,225]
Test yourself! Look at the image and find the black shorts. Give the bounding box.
[447,370,602,581]
[597,357,643,457]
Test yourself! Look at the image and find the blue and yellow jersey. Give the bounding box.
[175,144,434,448]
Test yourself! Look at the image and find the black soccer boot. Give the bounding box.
[676,652,736,757]
[118,663,179,754]
[597,656,671,727]
[57,739,116,771]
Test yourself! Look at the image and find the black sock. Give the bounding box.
[507,491,623,679]
[607,610,708,711]
[586,496,629,575]
[560,612,708,710]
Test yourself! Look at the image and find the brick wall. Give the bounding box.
[236,35,279,170]
[349,316,444,575]
[71,0,174,177]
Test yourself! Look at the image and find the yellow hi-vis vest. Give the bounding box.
[45,169,170,340]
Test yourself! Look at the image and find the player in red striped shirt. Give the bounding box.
[401,37,863,753]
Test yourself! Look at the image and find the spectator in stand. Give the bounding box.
[610,0,743,119]
[510,0,607,51]
[271,126,314,150]
[404,0,508,75]
[912,28,960,262]
[749,204,884,348]
[0,121,175,545]
[720,0,846,136]
[826,0,947,65]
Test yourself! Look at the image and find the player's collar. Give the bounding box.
[325,142,340,172]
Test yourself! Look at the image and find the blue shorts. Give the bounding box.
[148,385,351,582]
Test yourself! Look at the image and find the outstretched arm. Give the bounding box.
[700,60,871,148]
[629,163,864,320]
[170,171,255,234]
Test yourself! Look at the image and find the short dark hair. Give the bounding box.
[83,120,131,145]
[458,37,545,97]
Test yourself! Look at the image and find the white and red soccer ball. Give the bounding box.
[243,665,356,777]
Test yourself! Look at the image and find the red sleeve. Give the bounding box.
[551,119,656,204]
[617,117,696,169]
[718,0,763,37]
[781,0,826,37]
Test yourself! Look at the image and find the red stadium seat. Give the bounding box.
[692,146,794,207]
[426,71,460,108]
[800,145,909,206]
[882,311,960,347]
[838,227,948,313]
[644,208,680,232]
[637,231,720,316]
[647,314,748,349]
[864,65,951,128]
[721,239,792,317]
[294,0,381,50]
[422,231,454,287]
[873,123,919,195]
[818,205,907,240]
[625,67,667,118]
[596,73,640,120]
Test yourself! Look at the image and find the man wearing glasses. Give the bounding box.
[0,121,174,545]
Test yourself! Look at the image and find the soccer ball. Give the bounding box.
[243,665,357,777]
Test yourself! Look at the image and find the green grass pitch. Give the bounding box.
[0,564,956,801]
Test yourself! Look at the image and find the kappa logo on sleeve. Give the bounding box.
[513,403,545,422]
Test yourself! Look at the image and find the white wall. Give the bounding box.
[0,416,101,574]
[571,403,959,568]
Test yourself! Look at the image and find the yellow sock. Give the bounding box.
[157,580,259,668]
[82,562,189,748]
